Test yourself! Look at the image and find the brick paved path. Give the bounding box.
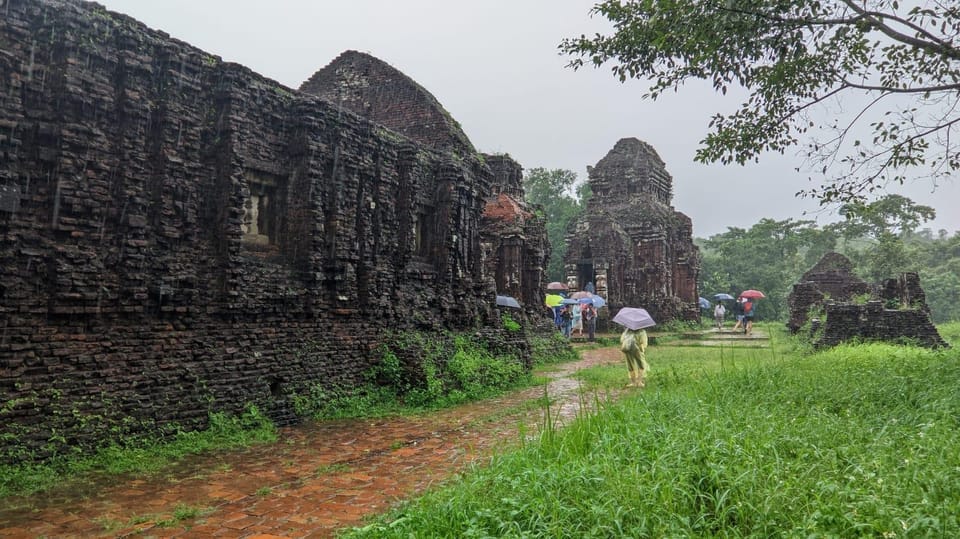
[0,346,625,538]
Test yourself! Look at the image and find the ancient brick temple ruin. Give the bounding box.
[300,51,551,314]
[564,138,700,323]
[0,1,550,463]
[787,253,947,348]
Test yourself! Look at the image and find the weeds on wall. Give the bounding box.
[291,329,556,419]
[501,312,521,332]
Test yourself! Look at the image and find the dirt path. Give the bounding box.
[0,346,626,538]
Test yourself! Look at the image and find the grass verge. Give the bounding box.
[342,335,960,537]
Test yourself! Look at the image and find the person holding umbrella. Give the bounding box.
[731,298,745,332]
[612,307,656,388]
[739,290,765,335]
[582,302,597,341]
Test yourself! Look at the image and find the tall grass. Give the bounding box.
[343,340,960,537]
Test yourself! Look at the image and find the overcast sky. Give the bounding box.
[95,0,959,238]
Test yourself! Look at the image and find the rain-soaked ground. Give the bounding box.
[0,343,631,538]
[0,329,766,538]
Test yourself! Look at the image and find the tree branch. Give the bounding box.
[841,0,960,60]
[840,79,960,93]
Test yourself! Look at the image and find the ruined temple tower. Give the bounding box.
[564,138,700,322]
[300,50,550,313]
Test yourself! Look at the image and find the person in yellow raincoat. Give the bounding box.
[619,327,649,387]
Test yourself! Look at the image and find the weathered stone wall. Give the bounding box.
[299,50,475,157]
[481,154,550,317]
[564,138,700,323]
[786,252,870,332]
[787,255,946,348]
[0,0,529,464]
[818,301,947,349]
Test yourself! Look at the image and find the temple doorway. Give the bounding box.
[576,245,595,292]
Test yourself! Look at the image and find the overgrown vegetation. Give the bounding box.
[501,312,521,332]
[343,329,960,537]
[291,329,569,420]
[0,405,276,498]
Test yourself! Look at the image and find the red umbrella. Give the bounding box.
[740,289,766,299]
[546,281,567,291]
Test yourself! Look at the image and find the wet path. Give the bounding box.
[0,345,626,538]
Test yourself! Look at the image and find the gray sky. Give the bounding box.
[96,0,959,238]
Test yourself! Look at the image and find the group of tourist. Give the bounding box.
[713,297,755,334]
[552,301,598,341]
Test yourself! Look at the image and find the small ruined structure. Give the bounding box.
[786,252,870,333]
[787,253,947,348]
[0,1,550,463]
[564,138,700,323]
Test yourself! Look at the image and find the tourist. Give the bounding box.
[713,301,726,331]
[743,299,755,335]
[619,327,649,388]
[560,305,573,337]
[572,303,583,337]
[731,297,745,332]
[583,304,597,341]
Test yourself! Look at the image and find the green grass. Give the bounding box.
[154,503,215,528]
[937,321,960,346]
[0,405,277,499]
[342,337,960,537]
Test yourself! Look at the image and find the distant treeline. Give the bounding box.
[697,196,959,323]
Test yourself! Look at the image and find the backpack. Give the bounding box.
[743,302,753,315]
[620,331,638,352]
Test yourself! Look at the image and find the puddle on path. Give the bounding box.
[0,345,627,539]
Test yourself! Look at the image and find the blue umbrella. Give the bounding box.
[579,296,606,308]
[612,307,656,330]
[561,298,580,305]
[698,297,711,309]
[713,293,735,301]
[496,295,521,309]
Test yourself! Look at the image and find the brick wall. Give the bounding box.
[0,0,533,463]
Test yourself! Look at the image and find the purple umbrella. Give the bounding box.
[612,307,656,330]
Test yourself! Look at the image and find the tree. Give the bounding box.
[561,1,960,204]
[832,194,935,280]
[836,193,936,238]
[522,168,587,281]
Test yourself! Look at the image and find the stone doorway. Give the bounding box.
[576,259,595,292]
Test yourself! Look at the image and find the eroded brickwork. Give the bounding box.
[786,252,870,333]
[0,0,542,463]
[564,138,700,324]
[787,254,946,348]
[299,50,475,157]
